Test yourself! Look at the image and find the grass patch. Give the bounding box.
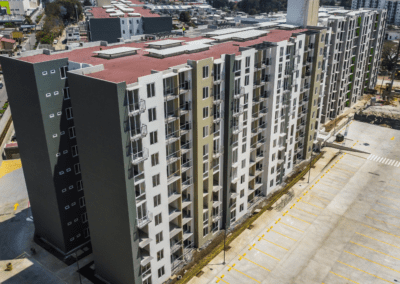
[173,152,324,284]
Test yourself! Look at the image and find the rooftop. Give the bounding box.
[88,0,159,18]
[19,29,307,85]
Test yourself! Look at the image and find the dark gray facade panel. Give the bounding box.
[142,17,172,34]
[0,57,65,252]
[68,73,140,284]
[222,54,235,229]
[89,18,121,44]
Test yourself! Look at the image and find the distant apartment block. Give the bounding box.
[0,5,386,284]
[352,0,397,25]
[84,0,172,43]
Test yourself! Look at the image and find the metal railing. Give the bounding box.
[232,123,243,134]
[233,105,244,117]
[180,101,191,112]
[179,81,190,92]
[214,91,224,102]
[180,122,192,132]
[128,99,146,116]
[137,211,153,228]
[130,125,147,141]
[131,148,149,164]
[164,86,179,100]
[181,141,192,150]
[213,111,224,121]
[165,109,180,121]
[166,149,180,164]
[182,177,193,188]
[166,129,181,143]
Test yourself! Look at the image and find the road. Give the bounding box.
[193,121,400,284]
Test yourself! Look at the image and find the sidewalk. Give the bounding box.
[188,147,341,284]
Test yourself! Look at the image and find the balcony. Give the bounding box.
[139,232,152,248]
[212,211,222,222]
[131,148,149,165]
[180,122,191,136]
[128,99,146,117]
[166,130,181,144]
[169,206,182,222]
[182,177,193,190]
[213,91,224,104]
[165,109,180,123]
[181,159,192,172]
[180,101,191,115]
[169,223,182,239]
[232,123,243,134]
[167,169,180,184]
[179,81,190,94]
[213,111,224,122]
[233,87,245,99]
[213,146,223,158]
[130,125,148,141]
[137,211,153,228]
[170,240,182,254]
[308,43,315,50]
[168,190,181,204]
[182,196,192,208]
[164,87,179,101]
[233,105,244,117]
[181,141,192,154]
[140,248,153,266]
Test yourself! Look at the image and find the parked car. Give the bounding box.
[53,39,58,44]
[11,135,16,142]
[0,83,4,89]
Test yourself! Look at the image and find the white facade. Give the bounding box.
[7,0,38,16]
[120,17,143,40]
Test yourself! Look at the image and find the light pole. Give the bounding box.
[307,151,313,183]
[223,229,226,265]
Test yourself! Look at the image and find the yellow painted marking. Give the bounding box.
[372,209,400,220]
[366,215,400,229]
[294,207,318,216]
[337,260,393,283]
[311,194,330,202]
[379,195,400,202]
[388,184,400,189]
[0,159,22,179]
[280,222,304,232]
[14,203,19,211]
[361,223,400,239]
[271,229,298,241]
[248,246,280,261]
[345,250,400,274]
[259,236,289,250]
[301,200,324,209]
[329,271,359,284]
[376,202,400,212]
[319,182,342,191]
[391,136,395,140]
[216,276,229,284]
[356,232,400,250]
[287,214,311,224]
[384,189,400,195]
[350,241,400,261]
[239,254,271,272]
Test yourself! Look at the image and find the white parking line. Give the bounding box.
[390,160,395,166]
[378,158,384,163]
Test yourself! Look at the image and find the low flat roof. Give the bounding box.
[146,39,185,47]
[93,46,141,55]
[19,29,307,85]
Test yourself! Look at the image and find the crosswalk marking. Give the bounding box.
[367,154,400,168]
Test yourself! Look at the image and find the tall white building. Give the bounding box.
[352,0,398,25]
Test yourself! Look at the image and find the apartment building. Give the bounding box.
[1,5,385,284]
[352,0,398,25]
[319,7,386,123]
[0,57,90,255]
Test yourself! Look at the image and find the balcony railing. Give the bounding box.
[137,211,153,228]
[232,123,243,134]
[179,81,190,93]
[132,148,149,165]
[164,87,179,101]
[166,129,181,144]
[128,99,146,116]
[214,91,224,103]
[166,149,180,164]
[234,87,246,99]
[213,146,223,158]
[165,110,180,122]
[180,122,192,135]
[233,105,244,117]
[182,177,193,189]
[180,101,191,113]
[181,141,192,151]
[130,125,147,141]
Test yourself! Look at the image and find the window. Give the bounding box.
[154,194,161,207]
[203,107,209,119]
[240,204,244,212]
[240,189,244,197]
[66,168,71,173]
[77,180,83,191]
[46,93,51,97]
[203,162,208,174]
[74,163,81,174]
[63,88,70,100]
[148,108,157,122]
[270,180,274,187]
[203,66,209,78]
[151,153,159,166]
[241,159,246,169]
[245,75,249,86]
[271,166,275,174]
[203,126,209,138]
[241,175,245,184]
[203,227,209,237]
[65,205,70,210]
[59,171,65,175]
[245,56,250,67]
[57,111,62,116]
[60,131,65,136]
[203,87,209,99]
[60,66,68,79]
[156,232,163,244]
[157,249,164,261]
[155,213,162,226]
[71,145,79,157]
[203,144,209,161]
[147,83,155,98]
[42,71,48,76]
[81,213,88,223]
[79,196,85,208]
[69,127,76,139]
[66,107,73,120]
[274,125,278,133]
[150,131,158,145]
[272,153,276,161]
[53,134,58,138]
[242,144,246,153]
[56,153,61,157]
[152,174,160,187]
[84,228,90,238]
[158,266,165,278]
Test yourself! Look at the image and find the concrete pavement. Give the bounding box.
[192,121,400,284]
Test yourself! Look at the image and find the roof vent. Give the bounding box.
[93,47,141,59]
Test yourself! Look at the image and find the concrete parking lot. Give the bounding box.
[195,121,400,284]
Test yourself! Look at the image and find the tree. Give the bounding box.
[381,41,399,72]
[83,0,92,6]
[179,11,191,23]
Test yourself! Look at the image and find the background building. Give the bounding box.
[351,0,398,25]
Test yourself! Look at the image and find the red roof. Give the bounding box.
[5,142,18,148]
[1,37,15,44]
[89,0,159,18]
[19,29,307,85]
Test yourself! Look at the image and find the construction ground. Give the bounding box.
[190,121,400,284]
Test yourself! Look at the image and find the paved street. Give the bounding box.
[192,121,400,284]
